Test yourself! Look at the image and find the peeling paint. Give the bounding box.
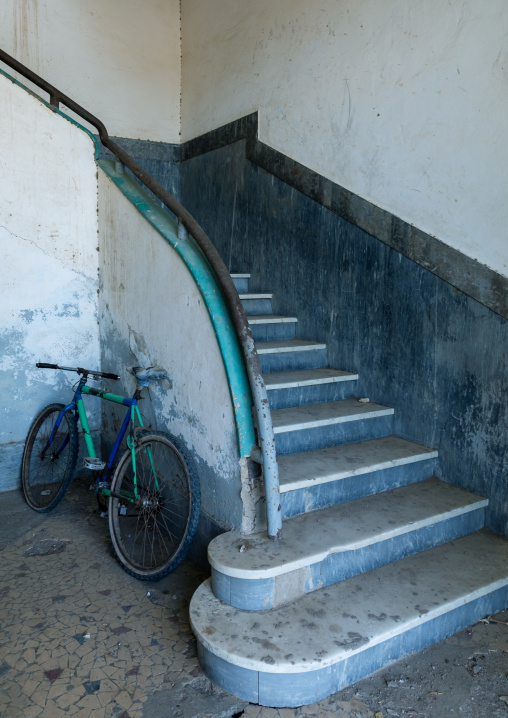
[0,72,100,490]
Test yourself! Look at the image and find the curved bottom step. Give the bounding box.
[190,530,508,707]
[210,478,487,610]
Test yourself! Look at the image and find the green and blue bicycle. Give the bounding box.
[21,363,200,581]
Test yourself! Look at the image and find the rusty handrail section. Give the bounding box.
[0,48,282,540]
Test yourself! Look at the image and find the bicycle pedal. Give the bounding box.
[83,457,106,470]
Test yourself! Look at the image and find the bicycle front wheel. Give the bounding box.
[21,403,78,512]
[108,432,200,581]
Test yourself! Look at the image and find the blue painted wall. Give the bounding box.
[177,140,508,538]
[98,137,181,204]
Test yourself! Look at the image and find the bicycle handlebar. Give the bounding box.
[36,363,120,381]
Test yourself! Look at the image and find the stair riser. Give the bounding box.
[232,277,249,292]
[259,348,328,373]
[197,584,508,707]
[211,507,486,610]
[281,457,438,519]
[241,298,273,315]
[267,381,357,409]
[275,414,394,456]
[250,322,297,342]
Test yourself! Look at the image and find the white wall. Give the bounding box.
[181,0,508,278]
[98,172,245,531]
[0,72,100,489]
[0,0,181,143]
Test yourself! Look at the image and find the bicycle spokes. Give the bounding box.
[21,404,78,512]
[108,434,199,579]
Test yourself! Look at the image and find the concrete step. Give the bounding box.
[264,367,359,409]
[209,478,487,610]
[239,292,273,300]
[231,273,250,293]
[264,367,359,390]
[272,398,394,455]
[239,293,273,315]
[191,529,508,707]
[278,435,438,518]
[256,339,328,372]
[248,315,298,342]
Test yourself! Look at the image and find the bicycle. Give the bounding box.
[21,362,201,581]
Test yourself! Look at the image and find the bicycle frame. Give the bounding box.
[50,376,147,503]
[25,362,197,581]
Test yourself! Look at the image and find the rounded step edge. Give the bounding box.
[191,531,508,707]
[208,478,488,610]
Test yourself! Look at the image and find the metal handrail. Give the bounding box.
[0,48,282,539]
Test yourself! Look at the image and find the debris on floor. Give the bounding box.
[24,536,71,556]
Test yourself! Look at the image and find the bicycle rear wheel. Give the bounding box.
[108,432,200,581]
[21,403,78,512]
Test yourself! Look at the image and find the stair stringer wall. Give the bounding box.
[180,138,508,539]
[97,169,256,565]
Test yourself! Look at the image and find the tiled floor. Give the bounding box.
[1,479,507,718]
[0,478,213,718]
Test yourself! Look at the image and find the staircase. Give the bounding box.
[190,273,508,708]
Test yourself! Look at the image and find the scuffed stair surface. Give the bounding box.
[264,367,358,389]
[255,339,327,353]
[191,530,508,706]
[278,435,438,492]
[208,478,487,578]
[272,398,393,432]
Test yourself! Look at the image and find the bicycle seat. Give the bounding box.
[128,366,169,387]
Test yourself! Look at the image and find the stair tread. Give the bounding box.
[278,436,438,492]
[255,339,326,354]
[264,367,358,389]
[231,274,250,278]
[239,292,273,299]
[248,315,298,324]
[191,529,508,673]
[208,478,487,579]
[272,398,393,433]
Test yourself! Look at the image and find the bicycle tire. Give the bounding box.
[21,403,78,512]
[108,432,201,581]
